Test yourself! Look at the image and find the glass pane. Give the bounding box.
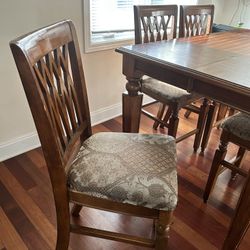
[90,0,197,44]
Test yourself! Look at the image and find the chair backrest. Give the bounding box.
[134,5,178,44]
[10,20,92,180]
[179,5,214,38]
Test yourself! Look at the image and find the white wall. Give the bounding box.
[0,0,126,160]
[214,0,250,28]
[198,0,250,27]
[1,0,249,161]
[198,0,224,23]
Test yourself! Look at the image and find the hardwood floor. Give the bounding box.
[0,104,249,250]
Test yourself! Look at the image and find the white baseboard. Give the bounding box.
[90,102,122,126]
[90,95,154,125]
[0,132,41,162]
[0,96,155,162]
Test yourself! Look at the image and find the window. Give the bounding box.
[83,0,197,52]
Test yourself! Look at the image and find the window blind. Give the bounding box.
[88,0,197,46]
[90,0,197,33]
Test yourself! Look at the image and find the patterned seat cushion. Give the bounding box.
[68,132,177,211]
[221,113,250,141]
[141,78,201,106]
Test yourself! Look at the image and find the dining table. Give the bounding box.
[116,29,250,249]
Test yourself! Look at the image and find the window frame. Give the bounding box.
[83,0,135,53]
[83,0,198,53]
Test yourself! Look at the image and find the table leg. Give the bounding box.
[201,101,218,153]
[222,175,250,249]
[122,77,143,133]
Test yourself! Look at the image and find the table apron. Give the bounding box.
[133,59,250,114]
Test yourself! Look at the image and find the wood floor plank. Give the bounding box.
[0,181,51,250]
[3,158,36,190]
[26,149,46,169]
[176,196,226,248]
[0,239,5,250]
[0,207,28,250]
[178,184,230,228]
[0,163,56,249]
[172,216,218,250]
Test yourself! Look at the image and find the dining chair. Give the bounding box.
[10,20,178,249]
[203,112,249,202]
[134,5,209,152]
[223,174,250,249]
[179,4,214,38]
[179,4,215,151]
[200,102,237,152]
[203,113,250,247]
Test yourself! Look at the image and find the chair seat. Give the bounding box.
[221,113,250,141]
[141,78,201,106]
[68,132,178,211]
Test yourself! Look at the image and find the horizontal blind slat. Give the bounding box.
[90,0,197,33]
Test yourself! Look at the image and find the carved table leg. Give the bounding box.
[122,77,143,132]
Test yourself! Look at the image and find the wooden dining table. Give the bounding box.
[116,29,250,249]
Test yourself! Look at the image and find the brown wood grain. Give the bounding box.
[116,30,250,115]
[0,107,249,249]
[0,207,28,250]
[0,163,56,249]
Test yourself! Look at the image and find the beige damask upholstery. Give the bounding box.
[68,132,177,211]
[221,112,250,141]
[142,78,201,107]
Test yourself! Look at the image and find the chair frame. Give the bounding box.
[203,129,249,203]
[179,5,214,38]
[10,20,174,249]
[134,5,209,151]
[179,4,215,151]
[134,4,178,44]
[203,124,250,248]
[201,101,236,153]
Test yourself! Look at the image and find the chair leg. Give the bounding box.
[228,107,235,116]
[54,194,70,250]
[72,204,83,217]
[222,175,250,250]
[216,104,228,128]
[153,103,166,130]
[184,101,197,118]
[193,98,209,152]
[168,108,179,137]
[155,211,173,250]
[203,139,228,203]
[231,147,247,180]
[159,106,172,129]
[184,109,192,118]
[201,101,218,153]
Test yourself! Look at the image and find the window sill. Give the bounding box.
[84,37,134,53]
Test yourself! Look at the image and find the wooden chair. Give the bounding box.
[203,112,249,201]
[134,5,209,152]
[10,20,178,249]
[223,174,250,249]
[203,113,250,248]
[179,4,214,38]
[179,4,215,151]
[200,101,237,153]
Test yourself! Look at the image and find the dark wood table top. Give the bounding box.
[117,29,250,113]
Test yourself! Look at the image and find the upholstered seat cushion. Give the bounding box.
[68,132,177,211]
[221,113,250,141]
[141,78,201,106]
